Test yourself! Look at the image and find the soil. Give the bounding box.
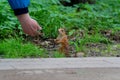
[25,30,120,58]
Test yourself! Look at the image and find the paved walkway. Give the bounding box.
[0,57,120,80]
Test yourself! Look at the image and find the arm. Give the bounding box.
[8,0,42,36]
[8,0,30,15]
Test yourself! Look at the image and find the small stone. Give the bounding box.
[41,41,50,46]
[76,52,85,57]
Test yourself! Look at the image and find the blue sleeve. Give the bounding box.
[8,0,30,15]
[8,0,30,9]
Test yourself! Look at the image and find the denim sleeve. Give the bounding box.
[8,0,30,15]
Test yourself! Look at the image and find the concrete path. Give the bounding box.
[0,57,120,80]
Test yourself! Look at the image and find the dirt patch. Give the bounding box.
[24,29,120,58]
[84,43,120,57]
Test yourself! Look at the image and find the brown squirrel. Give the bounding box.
[55,28,70,57]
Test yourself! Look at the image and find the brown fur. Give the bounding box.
[55,28,70,57]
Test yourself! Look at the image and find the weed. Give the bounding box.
[0,0,120,58]
[0,38,46,58]
[53,51,65,58]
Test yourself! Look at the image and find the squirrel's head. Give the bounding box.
[58,28,66,35]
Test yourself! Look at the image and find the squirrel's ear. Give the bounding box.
[63,28,67,33]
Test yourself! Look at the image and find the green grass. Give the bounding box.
[0,38,66,58]
[53,51,65,58]
[0,38,47,58]
[0,0,120,38]
[0,0,120,58]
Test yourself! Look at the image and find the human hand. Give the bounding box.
[17,13,42,36]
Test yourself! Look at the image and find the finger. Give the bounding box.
[23,25,36,37]
[34,21,42,31]
[37,25,42,30]
[32,23,42,36]
[30,25,40,36]
[24,28,35,37]
[32,19,42,30]
[30,26,38,36]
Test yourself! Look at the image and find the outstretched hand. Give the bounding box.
[17,13,42,36]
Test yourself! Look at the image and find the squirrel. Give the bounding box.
[55,28,70,57]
